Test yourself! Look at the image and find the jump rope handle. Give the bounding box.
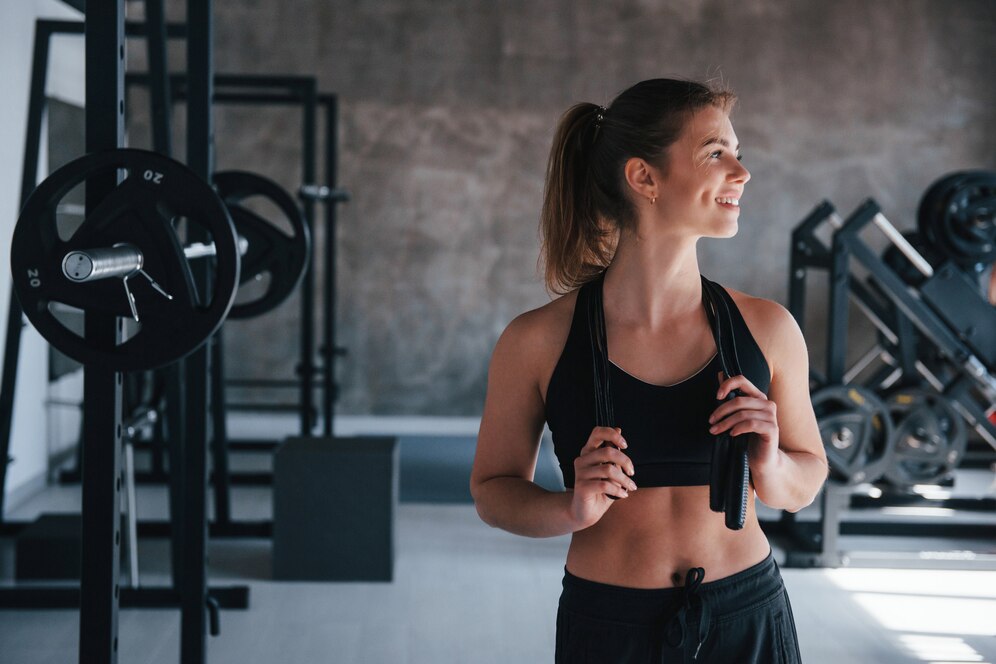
[702,277,750,530]
[711,387,749,530]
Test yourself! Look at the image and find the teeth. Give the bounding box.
[716,197,740,206]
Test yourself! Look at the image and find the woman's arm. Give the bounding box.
[749,300,829,512]
[470,310,635,537]
[707,296,829,513]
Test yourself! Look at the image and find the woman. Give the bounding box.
[470,78,828,662]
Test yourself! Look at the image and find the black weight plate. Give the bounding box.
[918,171,996,266]
[11,148,240,372]
[883,388,967,488]
[812,384,895,486]
[942,172,996,263]
[212,171,310,319]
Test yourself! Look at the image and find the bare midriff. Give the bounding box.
[565,484,772,589]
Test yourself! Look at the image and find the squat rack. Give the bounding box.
[0,20,347,541]
[0,4,249,664]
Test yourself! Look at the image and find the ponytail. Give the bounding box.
[540,103,615,295]
[539,79,737,295]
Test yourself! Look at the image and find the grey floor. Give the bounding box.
[1,445,995,663]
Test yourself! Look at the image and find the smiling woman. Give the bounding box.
[471,78,828,663]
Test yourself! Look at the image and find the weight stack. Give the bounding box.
[273,436,399,581]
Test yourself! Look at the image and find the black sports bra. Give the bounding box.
[544,274,771,488]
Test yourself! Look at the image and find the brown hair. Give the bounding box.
[539,78,737,294]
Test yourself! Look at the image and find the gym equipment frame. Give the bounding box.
[775,197,996,570]
[0,6,249,664]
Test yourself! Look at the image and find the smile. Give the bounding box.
[716,197,740,207]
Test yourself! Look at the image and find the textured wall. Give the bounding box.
[191,0,996,415]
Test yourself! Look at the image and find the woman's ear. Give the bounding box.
[623,157,660,203]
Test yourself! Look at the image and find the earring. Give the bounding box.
[651,195,657,205]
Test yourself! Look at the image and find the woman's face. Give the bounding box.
[652,105,750,237]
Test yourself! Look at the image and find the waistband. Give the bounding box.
[559,548,780,661]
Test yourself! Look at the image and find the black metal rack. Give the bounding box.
[0,6,249,664]
[121,73,348,535]
[0,17,347,543]
[774,198,996,569]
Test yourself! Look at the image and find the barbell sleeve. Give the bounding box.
[183,235,249,260]
[62,244,143,282]
[62,234,247,285]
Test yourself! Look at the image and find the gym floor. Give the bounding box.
[2,436,995,664]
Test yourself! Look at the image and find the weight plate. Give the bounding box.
[918,171,996,267]
[812,384,895,485]
[883,388,967,488]
[10,148,240,372]
[212,171,310,319]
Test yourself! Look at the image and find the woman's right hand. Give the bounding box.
[569,427,637,529]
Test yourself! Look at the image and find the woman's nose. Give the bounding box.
[731,161,750,184]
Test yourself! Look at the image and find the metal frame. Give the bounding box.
[79,5,126,660]
[182,2,213,658]
[1,21,345,544]
[120,76,345,533]
[0,14,249,663]
[124,73,344,438]
[780,198,996,569]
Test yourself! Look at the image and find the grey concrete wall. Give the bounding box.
[195,0,996,415]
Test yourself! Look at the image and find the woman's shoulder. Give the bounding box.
[720,285,805,375]
[484,289,582,404]
[497,288,580,356]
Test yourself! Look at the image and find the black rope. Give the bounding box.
[584,272,750,529]
[701,276,750,529]
[587,273,614,428]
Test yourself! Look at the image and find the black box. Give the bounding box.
[15,513,82,580]
[273,436,399,581]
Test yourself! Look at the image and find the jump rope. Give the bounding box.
[587,273,750,530]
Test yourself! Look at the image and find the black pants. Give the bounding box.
[555,548,802,663]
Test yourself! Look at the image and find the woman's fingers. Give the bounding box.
[709,408,777,436]
[709,397,776,424]
[590,480,630,500]
[580,426,626,454]
[576,441,635,476]
[575,457,638,491]
[573,426,638,501]
[716,371,762,399]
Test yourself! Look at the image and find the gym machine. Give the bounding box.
[771,172,996,570]
[124,72,348,436]
[120,73,348,536]
[0,2,251,663]
[0,19,333,544]
[118,71,349,537]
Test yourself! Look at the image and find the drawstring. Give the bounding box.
[663,567,711,661]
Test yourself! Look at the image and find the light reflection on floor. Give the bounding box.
[899,635,987,663]
[824,567,996,663]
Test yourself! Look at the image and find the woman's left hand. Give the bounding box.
[708,372,780,475]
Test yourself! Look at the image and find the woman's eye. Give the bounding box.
[710,150,744,161]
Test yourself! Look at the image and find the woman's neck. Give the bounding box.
[602,227,703,330]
